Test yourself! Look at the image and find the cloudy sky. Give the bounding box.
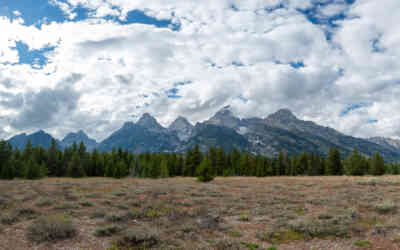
[0,0,399,141]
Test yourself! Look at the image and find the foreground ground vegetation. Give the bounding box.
[1,176,400,249]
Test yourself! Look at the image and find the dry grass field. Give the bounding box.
[1,176,400,249]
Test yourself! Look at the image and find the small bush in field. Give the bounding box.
[0,213,19,225]
[95,225,123,237]
[90,209,106,219]
[375,200,397,214]
[17,207,38,219]
[214,239,242,250]
[113,227,159,248]
[354,240,372,247]
[35,198,53,207]
[27,215,77,243]
[79,201,93,207]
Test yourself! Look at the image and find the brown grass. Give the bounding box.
[1,176,400,249]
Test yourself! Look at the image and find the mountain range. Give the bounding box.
[6,106,400,160]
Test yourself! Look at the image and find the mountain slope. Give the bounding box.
[61,130,98,152]
[168,116,194,142]
[179,123,249,153]
[5,108,400,161]
[8,130,61,150]
[98,116,180,153]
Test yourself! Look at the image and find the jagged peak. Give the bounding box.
[137,113,158,125]
[122,121,135,129]
[216,105,234,115]
[32,130,51,136]
[209,105,239,122]
[169,116,193,130]
[173,116,192,125]
[63,130,91,141]
[77,129,86,135]
[136,113,166,132]
[267,108,297,121]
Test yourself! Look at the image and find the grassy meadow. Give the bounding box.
[1,176,400,249]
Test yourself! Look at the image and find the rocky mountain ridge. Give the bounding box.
[6,107,400,160]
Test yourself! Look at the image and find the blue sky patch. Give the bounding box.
[237,95,249,104]
[289,61,305,69]
[10,41,56,69]
[0,0,68,28]
[275,60,306,69]
[298,0,357,41]
[103,9,180,30]
[341,103,370,116]
[166,88,182,99]
[174,81,192,87]
[371,37,386,53]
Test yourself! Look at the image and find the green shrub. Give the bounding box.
[0,213,19,225]
[95,225,123,237]
[27,215,77,243]
[79,201,93,207]
[354,240,372,247]
[106,213,125,223]
[90,209,106,219]
[196,157,214,182]
[35,198,53,207]
[375,200,397,214]
[113,227,159,248]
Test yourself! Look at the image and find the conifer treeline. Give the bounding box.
[0,139,397,180]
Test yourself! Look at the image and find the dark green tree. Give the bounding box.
[215,147,226,176]
[0,160,14,180]
[114,160,128,178]
[295,153,309,175]
[196,157,214,182]
[25,158,42,180]
[47,139,59,176]
[68,152,86,178]
[160,158,169,178]
[344,149,366,176]
[369,152,385,176]
[325,148,343,175]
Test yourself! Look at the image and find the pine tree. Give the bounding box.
[68,152,86,178]
[215,147,226,176]
[0,160,14,180]
[391,163,400,175]
[231,147,241,176]
[239,152,250,176]
[277,152,286,176]
[23,140,33,161]
[196,157,214,182]
[13,155,25,178]
[325,148,343,175]
[47,139,59,176]
[160,158,169,178]
[0,140,12,176]
[149,157,161,178]
[308,153,322,176]
[370,152,385,176]
[344,149,365,176]
[296,153,309,175]
[208,146,217,175]
[25,158,42,180]
[105,157,115,177]
[184,145,202,176]
[114,160,127,178]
